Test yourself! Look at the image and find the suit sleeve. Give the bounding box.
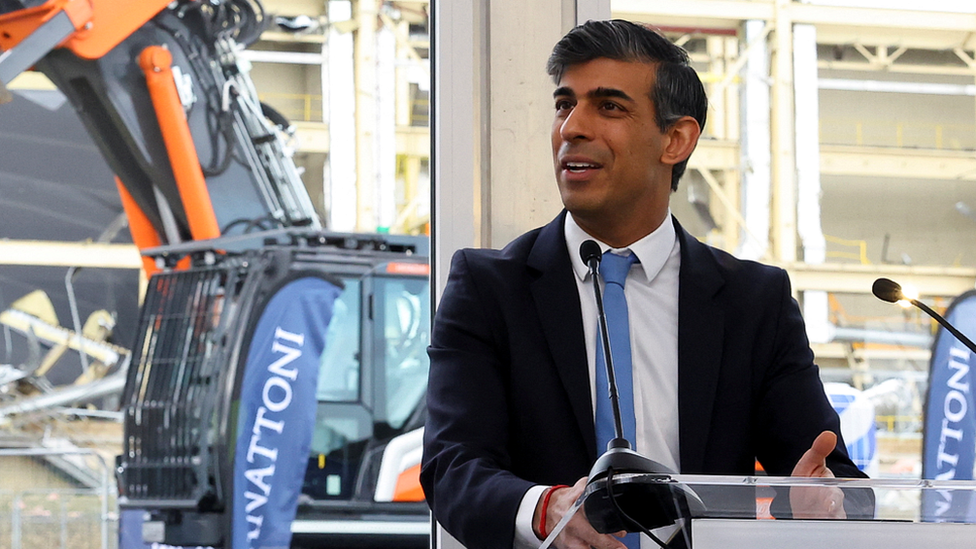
[420,250,534,549]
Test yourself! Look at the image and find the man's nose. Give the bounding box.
[559,107,593,141]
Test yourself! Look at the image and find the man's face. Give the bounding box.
[551,58,675,241]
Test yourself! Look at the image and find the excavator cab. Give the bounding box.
[118,231,430,548]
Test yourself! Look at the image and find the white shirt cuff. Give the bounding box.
[514,484,549,549]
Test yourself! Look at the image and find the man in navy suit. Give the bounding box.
[421,20,866,549]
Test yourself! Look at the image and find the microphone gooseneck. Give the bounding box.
[576,241,700,542]
[579,240,626,446]
[872,277,976,356]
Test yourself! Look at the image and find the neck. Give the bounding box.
[572,210,669,248]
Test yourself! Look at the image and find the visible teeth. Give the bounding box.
[566,162,596,170]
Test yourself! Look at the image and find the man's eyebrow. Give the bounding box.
[588,87,634,102]
[553,86,574,98]
[551,86,635,102]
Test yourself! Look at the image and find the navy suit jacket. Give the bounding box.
[421,212,864,549]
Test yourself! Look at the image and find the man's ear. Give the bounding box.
[660,116,701,166]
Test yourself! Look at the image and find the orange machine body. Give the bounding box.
[0,0,170,59]
[138,45,222,242]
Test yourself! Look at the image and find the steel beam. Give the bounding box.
[262,0,328,18]
[258,31,326,44]
[0,241,142,269]
[693,140,976,181]
[687,138,738,170]
[614,0,976,50]
[293,121,330,153]
[818,60,976,78]
[239,50,325,65]
[613,0,771,30]
[811,342,931,361]
[819,145,976,180]
[395,125,431,158]
[782,261,976,297]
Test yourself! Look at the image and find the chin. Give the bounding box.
[562,201,604,222]
[559,186,597,209]
[558,193,588,214]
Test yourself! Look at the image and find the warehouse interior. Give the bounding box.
[1,0,976,545]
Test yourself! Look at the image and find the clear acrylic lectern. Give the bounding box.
[530,474,976,549]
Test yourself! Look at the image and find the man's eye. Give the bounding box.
[601,102,621,111]
[555,100,573,111]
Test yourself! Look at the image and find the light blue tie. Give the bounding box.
[594,252,640,547]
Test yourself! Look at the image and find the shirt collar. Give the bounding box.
[565,211,677,285]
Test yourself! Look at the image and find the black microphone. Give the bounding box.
[872,277,976,355]
[580,239,602,270]
[577,240,702,540]
[871,277,903,304]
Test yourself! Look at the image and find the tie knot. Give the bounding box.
[599,251,637,287]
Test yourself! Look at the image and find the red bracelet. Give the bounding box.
[537,484,569,540]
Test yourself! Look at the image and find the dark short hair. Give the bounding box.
[547,20,708,191]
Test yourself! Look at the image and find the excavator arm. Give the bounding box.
[0,0,170,62]
[0,0,322,270]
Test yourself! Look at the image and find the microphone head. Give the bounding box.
[580,240,602,265]
[872,278,904,303]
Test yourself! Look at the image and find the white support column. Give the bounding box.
[431,0,479,298]
[485,0,577,248]
[319,6,331,223]
[770,0,797,263]
[376,23,397,231]
[738,20,771,261]
[354,0,378,231]
[706,34,742,252]
[794,22,829,343]
[327,0,357,231]
[432,0,588,299]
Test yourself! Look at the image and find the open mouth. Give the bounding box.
[563,161,601,173]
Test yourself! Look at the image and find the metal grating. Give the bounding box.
[120,266,241,504]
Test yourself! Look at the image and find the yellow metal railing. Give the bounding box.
[824,234,871,265]
[257,92,323,122]
[821,117,976,151]
[258,92,429,126]
[876,415,923,432]
[411,98,430,127]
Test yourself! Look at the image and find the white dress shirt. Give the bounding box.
[514,212,682,548]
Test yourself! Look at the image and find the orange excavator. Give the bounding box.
[0,2,430,548]
[0,0,320,268]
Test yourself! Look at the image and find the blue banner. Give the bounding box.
[118,509,147,549]
[232,276,341,549]
[922,290,976,522]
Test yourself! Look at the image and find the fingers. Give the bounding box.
[559,516,629,549]
[826,488,847,519]
[788,431,847,520]
[810,430,838,461]
[545,477,628,549]
[791,430,838,478]
[790,485,846,520]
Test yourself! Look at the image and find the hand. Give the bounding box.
[534,477,629,549]
[789,430,846,519]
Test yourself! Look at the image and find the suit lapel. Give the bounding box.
[527,212,596,461]
[674,218,726,473]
